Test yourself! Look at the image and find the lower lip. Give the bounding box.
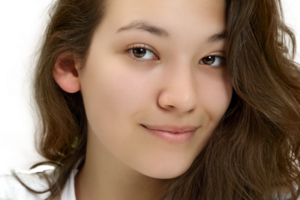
[143,126,195,143]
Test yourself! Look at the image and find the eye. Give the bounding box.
[201,55,226,68]
[126,45,157,62]
[126,45,226,68]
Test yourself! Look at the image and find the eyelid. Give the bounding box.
[125,44,159,56]
[125,44,226,59]
[125,44,226,68]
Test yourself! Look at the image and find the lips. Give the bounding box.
[142,125,196,144]
[142,124,198,133]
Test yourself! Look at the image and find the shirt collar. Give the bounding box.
[61,157,85,200]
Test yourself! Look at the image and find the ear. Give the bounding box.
[53,53,81,93]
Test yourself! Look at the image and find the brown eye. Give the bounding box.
[200,55,226,67]
[127,46,157,61]
[133,48,146,58]
[125,45,226,68]
[202,56,215,65]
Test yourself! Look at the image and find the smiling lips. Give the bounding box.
[142,125,197,144]
[143,124,198,133]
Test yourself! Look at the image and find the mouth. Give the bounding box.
[141,124,199,143]
[142,124,198,133]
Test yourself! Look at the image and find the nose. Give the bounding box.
[158,65,198,113]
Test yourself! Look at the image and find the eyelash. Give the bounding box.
[125,45,226,67]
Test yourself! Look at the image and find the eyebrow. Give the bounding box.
[116,21,227,43]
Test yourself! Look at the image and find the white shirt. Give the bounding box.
[0,157,84,200]
[1,157,298,200]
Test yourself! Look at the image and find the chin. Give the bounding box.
[148,167,190,179]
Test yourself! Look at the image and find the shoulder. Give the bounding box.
[0,170,53,200]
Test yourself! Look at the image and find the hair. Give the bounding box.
[12,0,300,199]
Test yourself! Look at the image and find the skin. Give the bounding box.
[53,0,232,199]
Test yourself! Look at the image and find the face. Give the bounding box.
[78,0,232,179]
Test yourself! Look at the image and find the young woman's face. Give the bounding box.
[79,0,232,179]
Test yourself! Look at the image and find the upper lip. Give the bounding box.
[142,124,199,133]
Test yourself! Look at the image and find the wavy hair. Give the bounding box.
[12,0,300,199]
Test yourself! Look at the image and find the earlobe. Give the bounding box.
[53,53,81,93]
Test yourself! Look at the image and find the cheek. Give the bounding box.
[108,73,150,112]
[80,56,154,133]
[200,79,232,123]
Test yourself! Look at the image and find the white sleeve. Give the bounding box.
[0,172,51,200]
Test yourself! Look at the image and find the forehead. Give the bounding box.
[103,0,226,38]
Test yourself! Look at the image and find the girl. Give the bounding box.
[1,0,300,199]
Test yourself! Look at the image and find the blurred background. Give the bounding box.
[0,0,299,175]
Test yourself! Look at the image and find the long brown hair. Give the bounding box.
[12,0,300,199]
